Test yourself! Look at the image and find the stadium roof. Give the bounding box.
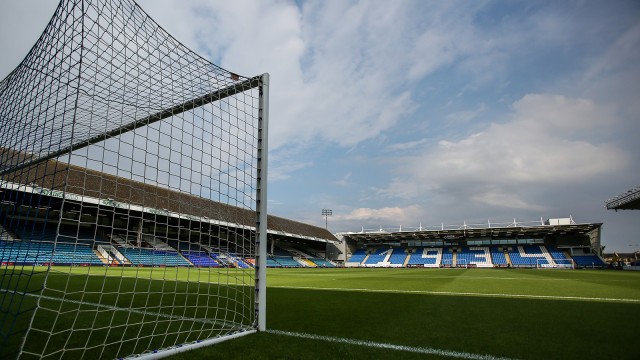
[605,186,640,211]
[1,157,337,243]
[338,220,601,243]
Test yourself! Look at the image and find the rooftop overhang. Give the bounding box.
[268,230,339,245]
[339,223,602,244]
[0,181,337,243]
[606,186,640,210]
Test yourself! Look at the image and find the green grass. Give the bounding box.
[2,267,639,359]
[182,268,640,360]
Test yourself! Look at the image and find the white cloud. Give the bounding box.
[136,0,491,174]
[470,191,545,211]
[332,172,352,187]
[385,139,430,152]
[269,159,312,182]
[446,103,487,123]
[382,94,629,209]
[584,22,640,84]
[335,205,423,224]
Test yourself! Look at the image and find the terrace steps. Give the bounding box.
[93,249,110,264]
[504,252,512,266]
[539,246,555,265]
[299,258,317,267]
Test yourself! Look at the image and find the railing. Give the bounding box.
[339,217,580,234]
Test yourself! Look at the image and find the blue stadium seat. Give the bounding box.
[490,247,507,266]
[266,257,282,267]
[182,251,219,267]
[120,248,191,266]
[572,255,606,267]
[508,246,549,267]
[388,248,407,265]
[272,256,301,267]
[441,249,453,266]
[310,258,335,267]
[407,248,440,267]
[346,249,367,264]
[0,240,104,265]
[456,247,493,267]
[364,248,391,265]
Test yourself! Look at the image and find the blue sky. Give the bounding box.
[1,1,639,252]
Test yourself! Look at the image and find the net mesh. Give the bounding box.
[0,0,265,358]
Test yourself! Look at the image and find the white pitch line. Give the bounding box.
[269,285,640,303]
[266,329,515,360]
[4,286,514,359]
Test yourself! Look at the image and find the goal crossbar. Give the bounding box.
[537,258,575,269]
[0,76,263,177]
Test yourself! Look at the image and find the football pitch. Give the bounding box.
[2,267,639,359]
[191,268,640,360]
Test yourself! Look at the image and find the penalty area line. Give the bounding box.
[266,329,515,360]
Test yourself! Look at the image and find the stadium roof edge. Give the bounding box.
[336,220,602,243]
[605,186,640,211]
[0,154,337,243]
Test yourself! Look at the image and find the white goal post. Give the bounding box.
[536,258,575,269]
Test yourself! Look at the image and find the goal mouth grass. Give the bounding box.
[1,267,255,359]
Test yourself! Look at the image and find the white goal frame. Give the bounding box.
[536,258,575,269]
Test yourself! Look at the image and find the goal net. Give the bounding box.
[536,258,575,269]
[0,0,268,359]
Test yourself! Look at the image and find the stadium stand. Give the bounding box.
[298,258,317,267]
[572,254,606,267]
[120,248,191,266]
[508,245,550,267]
[182,251,219,267]
[407,248,441,267]
[364,248,393,266]
[11,224,58,243]
[272,246,295,257]
[490,247,508,266]
[0,240,104,265]
[271,255,302,267]
[221,253,252,268]
[388,248,407,265]
[456,247,493,267]
[0,204,607,270]
[167,239,202,252]
[441,248,453,266]
[310,258,335,267]
[346,249,367,264]
[266,257,281,267]
[58,226,110,245]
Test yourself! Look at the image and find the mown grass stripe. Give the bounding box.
[266,329,515,360]
[269,285,640,303]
